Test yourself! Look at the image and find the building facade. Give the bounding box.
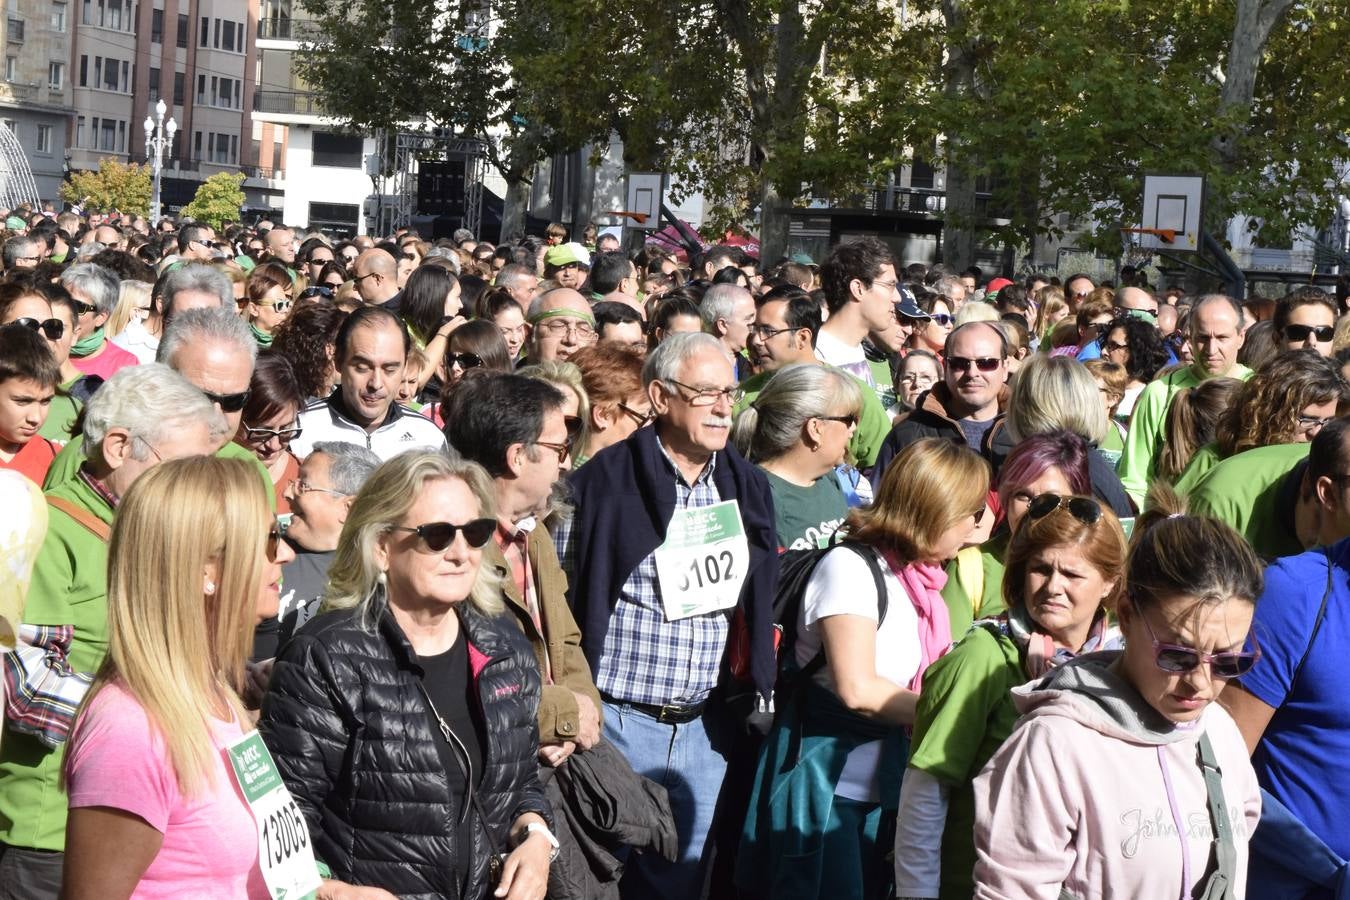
[1,0,75,201]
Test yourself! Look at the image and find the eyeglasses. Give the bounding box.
[533,433,575,464]
[243,422,302,444]
[618,402,655,428]
[749,324,794,341]
[389,518,496,552]
[1102,340,1129,353]
[537,318,597,340]
[72,300,97,317]
[1284,324,1335,344]
[294,479,348,497]
[1025,493,1102,525]
[353,271,379,283]
[267,521,284,562]
[202,389,251,413]
[340,253,359,264]
[664,379,743,407]
[1131,600,1261,679]
[898,372,938,385]
[1298,413,1336,434]
[299,286,334,300]
[11,317,64,340]
[870,279,899,294]
[948,356,1004,373]
[930,314,955,327]
[817,414,858,428]
[448,352,483,370]
[257,299,292,313]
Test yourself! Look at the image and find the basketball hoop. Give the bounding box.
[607,210,651,225]
[1122,227,1177,244]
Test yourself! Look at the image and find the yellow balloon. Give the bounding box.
[0,472,48,650]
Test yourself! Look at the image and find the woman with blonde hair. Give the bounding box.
[105,280,151,338]
[259,452,554,900]
[62,456,298,898]
[1034,285,1069,348]
[517,359,589,472]
[738,438,990,900]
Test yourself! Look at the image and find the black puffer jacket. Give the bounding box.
[259,599,551,900]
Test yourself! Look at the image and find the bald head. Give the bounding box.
[528,288,598,362]
[352,248,399,303]
[1115,286,1159,317]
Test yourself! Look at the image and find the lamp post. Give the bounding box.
[143,98,177,226]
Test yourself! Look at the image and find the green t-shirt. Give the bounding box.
[737,365,892,469]
[1187,441,1308,560]
[867,357,900,417]
[941,530,1010,639]
[1099,421,1125,471]
[1172,442,1222,496]
[763,470,849,551]
[908,624,1024,900]
[38,389,80,444]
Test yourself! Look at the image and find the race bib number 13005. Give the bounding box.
[226,730,322,900]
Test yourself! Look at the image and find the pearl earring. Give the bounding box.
[204,580,216,595]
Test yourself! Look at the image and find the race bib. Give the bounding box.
[654,500,751,621]
[226,731,322,900]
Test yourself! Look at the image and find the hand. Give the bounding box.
[538,741,575,767]
[242,658,274,710]
[572,692,600,750]
[494,832,551,900]
[316,880,399,899]
[435,315,466,341]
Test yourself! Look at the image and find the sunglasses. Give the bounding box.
[1284,324,1335,343]
[243,423,302,444]
[72,300,97,317]
[448,352,483,370]
[12,317,64,340]
[259,300,292,313]
[266,521,284,562]
[389,518,496,551]
[930,313,955,327]
[299,286,334,299]
[948,356,1003,373]
[533,428,576,464]
[818,414,858,428]
[1131,600,1261,679]
[1025,493,1102,526]
[202,389,251,413]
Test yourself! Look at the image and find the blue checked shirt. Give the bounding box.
[557,442,729,707]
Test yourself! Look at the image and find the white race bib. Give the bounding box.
[226,730,323,900]
[654,499,751,621]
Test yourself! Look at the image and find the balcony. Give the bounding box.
[257,16,323,42]
[253,89,325,116]
[0,81,38,103]
[6,18,23,42]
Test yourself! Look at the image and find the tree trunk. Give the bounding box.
[501,174,531,242]
[1210,0,1295,174]
[940,0,978,272]
[759,178,790,265]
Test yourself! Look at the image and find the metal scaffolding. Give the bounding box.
[0,123,43,210]
[381,130,487,236]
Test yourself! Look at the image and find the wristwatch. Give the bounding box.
[523,821,560,862]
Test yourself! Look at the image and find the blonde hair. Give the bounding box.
[517,360,590,460]
[70,457,269,797]
[325,453,504,619]
[1037,286,1068,342]
[954,301,999,326]
[106,280,151,337]
[1006,354,1108,444]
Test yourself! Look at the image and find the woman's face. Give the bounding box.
[930,507,982,562]
[917,301,952,352]
[494,306,526,358]
[1,294,62,358]
[397,364,421,404]
[1023,542,1115,649]
[898,356,941,405]
[605,389,652,447]
[445,338,483,388]
[237,403,300,466]
[250,283,291,334]
[1103,326,1130,367]
[1004,466,1074,534]
[380,476,485,610]
[254,516,294,622]
[444,281,463,319]
[1118,594,1254,724]
[814,409,856,468]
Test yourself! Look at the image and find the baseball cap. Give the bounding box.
[895,295,930,320]
[545,242,591,270]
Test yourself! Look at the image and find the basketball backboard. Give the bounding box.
[625,173,663,231]
[1138,174,1205,253]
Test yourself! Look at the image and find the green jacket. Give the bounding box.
[1187,441,1309,561]
[0,476,113,851]
[941,531,1010,640]
[1172,442,1223,497]
[737,365,892,470]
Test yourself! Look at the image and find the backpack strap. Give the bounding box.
[1286,545,1335,698]
[1194,732,1238,900]
[798,541,887,683]
[46,496,111,542]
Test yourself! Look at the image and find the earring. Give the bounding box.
[377,570,387,586]
[204,580,216,595]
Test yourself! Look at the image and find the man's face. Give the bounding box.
[945,325,1008,414]
[960,275,977,295]
[339,322,405,428]
[106,419,217,497]
[596,235,620,253]
[396,255,416,289]
[530,291,597,362]
[1282,303,1336,356]
[1191,301,1244,376]
[94,226,120,248]
[0,377,54,447]
[10,242,40,268]
[1066,277,1094,307]
[184,233,214,261]
[600,321,646,355]
[165,288,224,322]
[284,452,351,551]
[503,275,537,311]
[946,281,969,310]
[650,347,737,456]
[1117,287,1159,320]
[718,289,756,354]
[554,262,586,290]
[516,406,567,513]
[172,338,255,434]
[267,229,297,263]
[748,299,810,371]
[353,259,390,303]
[854,263,899,332]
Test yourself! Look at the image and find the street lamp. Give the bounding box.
[143,98,177,226]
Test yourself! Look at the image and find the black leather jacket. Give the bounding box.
[259,599,551,900]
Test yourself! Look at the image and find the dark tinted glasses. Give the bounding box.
[390,518,496,551]
[1132,600,1261,679]
[1284,324,1335,343]
[1026,493,1102,526]
[448,352,483,370]
[266,520,284,562]
[202,389,251,413]
[299,286,334,300]
[12,317,64,340]
[947,356,1003,373]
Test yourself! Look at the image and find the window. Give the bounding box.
[117,119,126,152]
[51,2,66,31]
[150,7,160,41]
[176,12,187,47]
[93,56,102,87]
[192,129,201,157]
[308,203,360,234]
[48,60,62,88]
[78,54,85,85]
[312,131,363,168]
[108,0,120,30]
[198,15,207,45]
[122,59,130,92]
[76,115,84,147]
[98,117,115,151]
[1,119,16,137]
[221,19,235,51]
[5,56,16,81]
[172,70,183,104]
[37,124,51,153]
[147,65,159,101]
[101,57,117,91]
[212,17,219,48]
[82,0,92,24]
[196,73,205,103]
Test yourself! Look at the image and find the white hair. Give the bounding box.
[83,363,226,458]
[699,284,751,331]
[643,331,726,387]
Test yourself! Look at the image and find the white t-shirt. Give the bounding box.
[814,329,875,389]
[795,544,920,802]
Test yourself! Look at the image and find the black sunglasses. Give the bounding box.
[12,317,64,340]
[1284,324,1335,343]
[266,520,284,562]
[72,300,97,317]
[448,352,483,370]
[1026,493,1102,526]
[202,389,251,413]
[390,518,496,551]
[818,414,858,428]
[299,286,334,299]
[948,356,1003,373]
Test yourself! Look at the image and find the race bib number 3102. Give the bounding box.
[226,731,322,900]
[654,499,751,621]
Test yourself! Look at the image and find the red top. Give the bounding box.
[71,340,140,380]
[0,436,58,485]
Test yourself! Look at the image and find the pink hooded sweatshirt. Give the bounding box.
[971,653,1261,900]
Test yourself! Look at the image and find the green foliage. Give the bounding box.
[59,158,151,216]
[180,172,247,230]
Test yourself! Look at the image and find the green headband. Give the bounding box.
[528,307,596,328]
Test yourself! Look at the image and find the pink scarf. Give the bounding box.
[881,550,951,692]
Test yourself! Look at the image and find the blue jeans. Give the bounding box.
[602,700,729,900]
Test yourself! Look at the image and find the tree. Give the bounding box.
[180,172,247,231]
[58,158,151,216]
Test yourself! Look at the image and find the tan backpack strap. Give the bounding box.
[46,496,112,542]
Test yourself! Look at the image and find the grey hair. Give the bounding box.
[730,364,863,463]
[73,242,107,261]
[157,306,258,368]
[83,363,225,458]
[60,263,120,314]
[159,263,233,314]
[934,274,967,302]
[1006,354,1108,444]
[642,331,727,387]
[2,235,41,268]
[699,284,750,330]
[310,441,382,495]
[422,246,460,274]
[1191,293,1245,332]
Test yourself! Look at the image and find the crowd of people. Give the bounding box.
[1,199,1349,900]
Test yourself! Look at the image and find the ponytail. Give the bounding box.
[1156,377,1242,481]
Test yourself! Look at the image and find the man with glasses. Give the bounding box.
[1,235,43,271]
[291,306,446,461]
[740,286,891,470]
[873,321,1014,479]
[1079,286,1159,361]
[526,288,598,363]
[816,236,902,407]
[351,248,400,307]
[59,263,139,380]
[556,332,779,900]
[699,283,756,378]
[1274,286,1338,357]
[445,374,603,770]
[299,238,335,283]
[176,223,216,263]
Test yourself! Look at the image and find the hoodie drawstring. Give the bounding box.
[1157,745,1192,900]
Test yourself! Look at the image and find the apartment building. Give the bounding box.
[1,0,75,201]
